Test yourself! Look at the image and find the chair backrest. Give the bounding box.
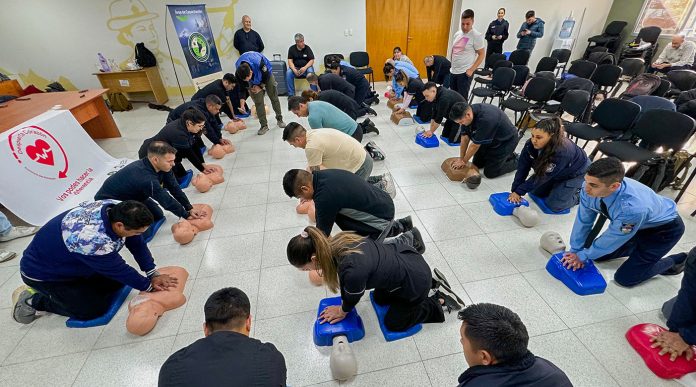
[493,60,513,70]
[535,57,558,73]
[591,64,623,88]
[605,21,628,36]
[509,49,531,66]
[667,70,696,91]
[484,53,506,69]
[629,95,677,113]
[618,58,645,78]
[324,53,344,68]
[568,60,597,79]
[591,98,641,132]
[534,71,556,81]
[349,51,370,68]
[652,78,672,97]
[512,65,530,87]
[491,67,516,91]
[551,49,572,64]
[561,90,592,119]
[588,52,615,65]
[632,109,695,151]
[524,77,556,102]
[589,46,609,54]
[636,26,662,44]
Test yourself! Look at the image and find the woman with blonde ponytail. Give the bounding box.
[287,226,462,332]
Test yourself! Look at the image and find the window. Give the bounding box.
[635,0,695,35]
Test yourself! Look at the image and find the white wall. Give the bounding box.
[452,0,615,69]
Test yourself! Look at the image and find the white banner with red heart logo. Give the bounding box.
[0,110,130,225]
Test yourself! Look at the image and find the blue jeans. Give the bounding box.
[286,66,317,96]
[0,212,11,236]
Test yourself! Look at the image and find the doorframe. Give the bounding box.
[446,0,463,57]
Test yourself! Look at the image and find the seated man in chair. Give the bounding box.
[286,33,316,97]
[649,35,696,74]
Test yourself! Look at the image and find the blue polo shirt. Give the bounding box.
[307,101,358,136]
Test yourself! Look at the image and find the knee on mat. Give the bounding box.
[384,316,411,332]
[613,273,642,288]
[483,169,502,179]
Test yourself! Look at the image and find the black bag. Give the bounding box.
[135,42,157,67]
[620,73,661,99]
[626,155,676,192]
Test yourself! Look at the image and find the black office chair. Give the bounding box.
[469,67,516,106]
[349,51,374,89]
[473,60,513,88]
[474,53,506,77]
[620,26,662,68]
[501,76,556,132]
[531,89,592,124]
[611,58,645,97]
[597,109,695,164]
[591,64,623,97]
[546,77,596,117]
[666,70,696,99]
[588,51,615,66]
[535,57,558,73]
[509,49,531,66]
[324,53,344,69]
[565,98,641,156]
[566,60,597,79]
[652,78,672,97]
[586,21,628,55]
[512,65,530,89]
[551,49,572,75]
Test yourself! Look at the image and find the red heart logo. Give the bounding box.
[25,139,54,166]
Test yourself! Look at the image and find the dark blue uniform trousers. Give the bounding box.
[595,217,685,287]
[662,246,696,345]
[531,174,585,212]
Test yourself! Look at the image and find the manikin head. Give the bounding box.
[205,95,222,116]
[294,33,306,50]
[672,34,686,49]
[203,287,252,337]
[282,122,308,149]
[497,8,506,20]
[461,9,475,33]
[182,108,206,134]
[525,10,536,25]
[423,82,439,102]
[147,141,177,173]
[283,169,314,201]
[107,200,154,238]
[241,15,252,32]
[450,102,474,126]
[458,303,529,367]
[584,157,624,198]
[221,73,237,91]
[287,96,310,117]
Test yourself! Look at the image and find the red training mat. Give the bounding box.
[626,323,696,379]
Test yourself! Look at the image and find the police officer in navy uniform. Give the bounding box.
[485,8,510,56]
[562,158,686,287]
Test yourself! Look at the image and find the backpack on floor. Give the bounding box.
[620,74,661,99]
[135,42,157,67]
[107,92,133,112]
[625,151,692,192]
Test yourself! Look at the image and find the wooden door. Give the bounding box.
[366,0,409,81]
[406,0,454,77]
[366,0,454,81]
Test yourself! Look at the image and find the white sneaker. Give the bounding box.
[380,173,397,199]
[0,226,40,242]
[0,250,16,263]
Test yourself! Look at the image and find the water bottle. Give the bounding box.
[97,53,111,72]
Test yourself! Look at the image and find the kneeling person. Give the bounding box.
[509,118,590,212]
[13,201,177,324]
[449,102,519,179]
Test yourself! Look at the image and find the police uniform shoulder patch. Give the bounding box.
[546,163,556,173]
[620,223,635,234]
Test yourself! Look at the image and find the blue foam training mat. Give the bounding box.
[369,291,422,342]
[415,132,439,148]
[177,169,193,189]
[413,115,428,124]
[236,112,251,118]
[66,285,132,328]
[439,135,459,146]
[313,296,365,346]
[408,101,418,109]
[143,217,166,244]
[489,192,529,216]
[528,193,571,214]
[545,252,607,296]
[199,146,207,156]
[503,51,511,60]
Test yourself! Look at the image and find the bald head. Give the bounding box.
[242,15,252,31]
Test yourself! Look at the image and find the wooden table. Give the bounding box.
[0,89,121,139]
[94,67,168,104]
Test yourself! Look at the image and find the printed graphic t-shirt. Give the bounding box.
[450,29,485,74]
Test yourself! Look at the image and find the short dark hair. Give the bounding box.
[462,9,475,20]
[222,73,236,84]
[306,73,318,83]
[204,287,251,331]
[282,122,306,141]
[326,60,340,70]
[282,169,311,198]
[147,141,177,157]
[235,62,252,80]
[181,108,206,124]
[393,46,402,53]
[287,95,305,111]
[383,63,395,77]
[449,102,471,121]
[108,200,154,230]
[587,157,625,185]
[205,94,222,106]
[458,303,529,364]
[424,81,438,90]
[395,71,408,84]
[498,7,506,13]
[526,10,535,19]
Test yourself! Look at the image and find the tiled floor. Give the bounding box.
[1,82,695,386]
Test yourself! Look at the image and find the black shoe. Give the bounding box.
[398,216,413,233]
[433,274,466,306]
[366,107,377,116]
[433,290,462,314]
[433,268,451,289]
[662,261,687,275]
[365,125,380,135]
[362,118,373,126]
[411,227,426,254]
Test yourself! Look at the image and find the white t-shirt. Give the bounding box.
[450,28,485,74]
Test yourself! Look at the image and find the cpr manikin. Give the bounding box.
[540,231,566,255]
[192,174,213,193]
[330,335,358,381]
[390,109,414,125]
[441,157,481,189]
[208,144,235,159]
[225,120,247,134]
[126,266,188,336]
[296,199,317,223]
[512,206,540,228]
[172,204,214,245]
[206,164,225,184]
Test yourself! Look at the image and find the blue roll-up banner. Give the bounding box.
[167,4,222,82]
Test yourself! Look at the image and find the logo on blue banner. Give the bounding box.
[167,4,222,80]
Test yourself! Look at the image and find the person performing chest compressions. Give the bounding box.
[562,158,686,287]
[287,226,463,332]
[509,118,590,212]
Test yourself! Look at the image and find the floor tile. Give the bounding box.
[265,202,313,231]
[416,205,484,241]
[198,232,263,278]
[256,265,327,320]
[209,205,267,238]
[487,228,549,272]
[401,183,457,211]
[423,353,466,387]
[0,351,88,387]
[342,361,431,387]
[219,182,269,208]
[437,235,518,284]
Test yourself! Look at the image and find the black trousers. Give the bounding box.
[450,73,473,99]
[351,126,364,142]
[441,120,462,143]
[22,273,126,320]
[415,100,434,122]
[486,41,504,56]
[472,137,519,178]
[354,81,370,107]
[663,246,696,344]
